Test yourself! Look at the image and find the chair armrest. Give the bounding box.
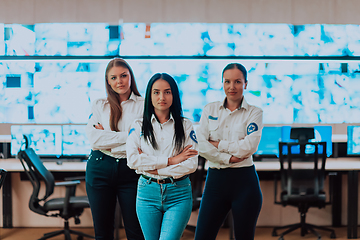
[55,180,81,187]
[64,176,85,181]
[54,180,81,218]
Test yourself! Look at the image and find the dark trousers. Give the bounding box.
[85,150,144,240]
[194,165,263,240]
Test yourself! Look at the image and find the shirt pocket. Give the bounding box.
[208,119,220,141]
[231,129,246,141]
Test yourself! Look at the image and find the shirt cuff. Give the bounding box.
[156,156,169,169]
[219,153,231,165]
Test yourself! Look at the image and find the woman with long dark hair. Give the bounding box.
[195,63,263,240]
[86,58,144,240]
[126,73,198,240]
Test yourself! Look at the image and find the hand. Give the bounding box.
[93,122,104,130]
[229,156,246,163]
[168,145,198,166]
[146,169,158,175]
[209,140,219,148]
[138,148,143,154]
[93,123,110,151]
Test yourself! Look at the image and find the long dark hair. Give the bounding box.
[222,63,248,83]
[105,58,141,132]
[142,73,185,153]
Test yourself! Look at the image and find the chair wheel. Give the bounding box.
[77,236,83,240]
[330,232,336,238]
[272,230,278,236]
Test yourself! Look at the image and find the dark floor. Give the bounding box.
[0,226,348,240]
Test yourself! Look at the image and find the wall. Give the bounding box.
[0,0,360,24]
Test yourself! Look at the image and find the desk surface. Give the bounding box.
[255,157,360,171]
[1,158,87,172]
[2,157,360,172]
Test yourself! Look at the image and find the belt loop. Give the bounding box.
[145,175,152,184]
[170,177,174,184]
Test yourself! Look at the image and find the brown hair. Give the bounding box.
[222,63,248,83]
[105,58,141,132]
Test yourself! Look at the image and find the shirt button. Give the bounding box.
[161,138,164,140]
[225,126,228,128]
[116,159,119,162]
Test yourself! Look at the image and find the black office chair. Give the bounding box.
[186,155,207,232]
[272,128,336,240]
[17,147,94,240]
[0,168,7,189]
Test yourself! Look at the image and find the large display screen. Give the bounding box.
[347,126,360,156]
[2,23,360,57]
[254,126,282,157]
[1,59,360,125]
[62,125,91,156]
[11,124,90,157]
[281,126,333,157]
[11,125,62,156]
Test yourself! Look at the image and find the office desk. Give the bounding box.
[2,158,360,239]
[1,158,87,229]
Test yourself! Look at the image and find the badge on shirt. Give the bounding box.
[128,128,135,136]
[247,123,258,135]
[88,113,93,119]
[208,115,218,120]
[190,130,198,143]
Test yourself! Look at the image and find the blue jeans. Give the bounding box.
[136,175,192,240]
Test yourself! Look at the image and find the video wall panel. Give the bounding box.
[1,23,360,57]
[1,59,360,124]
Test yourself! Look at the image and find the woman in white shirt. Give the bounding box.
[86,58,145,240]
[126,73,198,240]
[194,63,263,240]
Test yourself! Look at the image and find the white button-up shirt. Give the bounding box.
[197,97,263,169]
[126,115,199,179]
[86,93,144,159]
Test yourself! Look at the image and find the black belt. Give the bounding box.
[141,175,188,184]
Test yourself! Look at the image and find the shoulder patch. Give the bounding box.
[128,128,135,136]
[247,123,258,135]
[190,130,198,144]
[208,115,218,120]
[88,113,93,119]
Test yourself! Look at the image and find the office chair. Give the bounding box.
[17,146,94,240]
[272,128,336,240]
[186,155,207,232]
[0,168,7,189]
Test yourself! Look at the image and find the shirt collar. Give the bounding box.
[151,113,174,124]
[129,92,138,101]
[220,97,249,111]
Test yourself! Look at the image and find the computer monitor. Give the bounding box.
[347,126,360,156]
[281,126,332,157]
[11,125,62,156]
[62,125,91,156]
[254,126,282,157]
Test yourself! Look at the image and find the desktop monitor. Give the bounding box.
[62,125,91,156]
[11,125,62,156]
[281,126,332,157]
[254,126,282,157]
[347,126,360,155]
